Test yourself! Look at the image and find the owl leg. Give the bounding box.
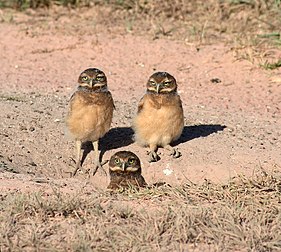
[72,140,82,176]
[92,140,107,176]
[147,144,160,162]
[165,145,181,158]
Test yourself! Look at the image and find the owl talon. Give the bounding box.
[148,151,160,162]
[92,161,107,176]
[165,145,181,159]
[172,149,181,158]
[71,163,81,177]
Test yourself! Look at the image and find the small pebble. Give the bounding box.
[29,126,35,132]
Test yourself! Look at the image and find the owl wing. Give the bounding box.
[137,96,145,114]
[138,94,164,113]
[178,95,183,110]
[108,91,116,110]
[137,175,148,187]
[68,91,80,112]
[69,91,76,101]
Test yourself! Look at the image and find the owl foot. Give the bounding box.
[71,140,83,177]
[147,151,160,162]
[71,162,81,177]
[171,149,181,158]
[91,160,108,176]
[165,145,181,158]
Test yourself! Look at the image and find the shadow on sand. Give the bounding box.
[174,124,227,145]
[80,124,226,166]
[80,127,134,166]
[100,127,134,151]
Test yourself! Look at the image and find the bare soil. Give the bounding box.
[0,8,280,194]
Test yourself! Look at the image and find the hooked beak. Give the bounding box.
[90,79,94,87]
[121,162,126,171]
[156,84,161,93]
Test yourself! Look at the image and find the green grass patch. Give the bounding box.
[262,59,281,70]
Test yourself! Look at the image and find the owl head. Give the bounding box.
[146,72,177,94]
[109,151,142,175]
[78,68,107,91]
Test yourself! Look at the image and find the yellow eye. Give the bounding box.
[82,76,88,81]
[114,158,120,165]
[128,158,135,165]
[96,75,105,81]
[164,81,172,87]
[150,81,156,86]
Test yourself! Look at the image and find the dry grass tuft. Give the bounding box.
[1,169,280,251]
[1,0,280,67]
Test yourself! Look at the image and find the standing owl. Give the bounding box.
[66,68,114,176]
[107,151,147,190]
[132,72,184,162]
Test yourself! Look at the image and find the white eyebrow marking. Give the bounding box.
[110,166,123,171]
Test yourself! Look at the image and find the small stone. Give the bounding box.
[29,161,37,167]
[163,168,173,176]
[29,126,35,132]
[210,78,221,84]
[20,126,27,131]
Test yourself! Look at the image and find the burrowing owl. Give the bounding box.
[107,151,147,190]
[132,72,184,162]
[66,68,115,176]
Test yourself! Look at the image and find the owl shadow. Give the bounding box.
[100,127,134,151]
[80,127,134,165]
[174,124,227,145]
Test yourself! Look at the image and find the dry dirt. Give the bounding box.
[0,8,280,196]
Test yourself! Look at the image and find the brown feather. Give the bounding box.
[67,90,114,142]
[137,97,145,113]
[133,92,184,147]
[108,173,147,189]
[107,151,147,190]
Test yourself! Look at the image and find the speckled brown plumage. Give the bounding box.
[66,68,114,176]
[132,72,184,162]
[107,151,147,190]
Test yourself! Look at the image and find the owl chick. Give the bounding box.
[66,68,114,176]
[132,72,184,162]
[107,151,147,190]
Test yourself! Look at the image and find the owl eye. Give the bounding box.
[164,81,172,87]
[114,158,120,165]
[96,75,105,81]
[82,76,88,81]
[128,158,135,165]
[149,81,156,86]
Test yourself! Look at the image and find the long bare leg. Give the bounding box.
[147,143,160,162]
[92,140,107,176]
[165,144,181,158]
[72,140,82,176]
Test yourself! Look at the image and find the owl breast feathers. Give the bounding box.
[67,91,114,142]
[133,93,184,148]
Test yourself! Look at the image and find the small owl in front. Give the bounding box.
[66,68,114,176]
[108,151,147,190]
[133,72,184,162]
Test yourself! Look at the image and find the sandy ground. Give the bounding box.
[0,9,280,195]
